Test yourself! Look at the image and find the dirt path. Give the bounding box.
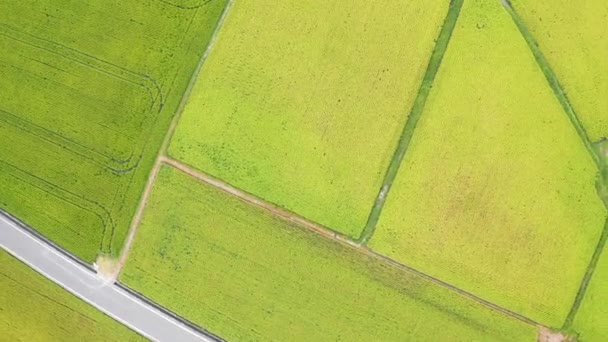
[161,156,358,248]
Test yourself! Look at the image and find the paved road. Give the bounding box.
[0,213,218,342]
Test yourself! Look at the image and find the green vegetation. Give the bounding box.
[368,0,607,327]
[0,250,143,341]
[121,165,537,341]
[0,0,228,261]
[168,0,450,238]
[509,0,608,142]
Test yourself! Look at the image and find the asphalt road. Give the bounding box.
[0,213,217,342]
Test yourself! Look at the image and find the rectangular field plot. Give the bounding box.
[0,250,143,341]
[510,0,608,141]
[368,0,607,327]
[121,165,537,341]
[0,0,227,261]
[573,221,608,341]
[169,0,451,238]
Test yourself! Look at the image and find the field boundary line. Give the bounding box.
[357,0,464,244]
[500,0,600,169]
[114,0,234,278]
[163,156,542,328]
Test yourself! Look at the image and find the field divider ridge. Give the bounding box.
[162,156,542,328]
[357,0,464,244]
[114,0,234,279]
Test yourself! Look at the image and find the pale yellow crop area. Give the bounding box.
[169,0,449,237]
[369,0,607,327]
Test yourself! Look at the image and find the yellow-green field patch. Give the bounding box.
[368,0,607,327]
[510,0,608,141]
[169,0,450,238]
[0,250,143,341]
[121,165,537,341]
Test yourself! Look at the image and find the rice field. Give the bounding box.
[367,0,607,327]
[509,0,608,142]
[0,249,144,341]
[121,165,536,341]
[0,0,228,261]
[3,0,608,340]
[168,0,450,238]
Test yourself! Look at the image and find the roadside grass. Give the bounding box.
[508,0,608,142]
[368,0,607,327]
[121,165,537,341]
[168,0,450,238]
[0,250,144,341]
[0,0,227,261]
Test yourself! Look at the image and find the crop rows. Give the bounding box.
[0,0,228,261]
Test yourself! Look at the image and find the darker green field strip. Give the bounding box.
[563,219,608,330]
[0,0,229,262]
[501,1,601,169]
[357,0,464,244]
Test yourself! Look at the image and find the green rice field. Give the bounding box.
[0,0,228,261]
[510,0,608,142]
[0,249,143,341]
[121,165,536,341]
[367,0,608,327]
[168,0,450,238]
